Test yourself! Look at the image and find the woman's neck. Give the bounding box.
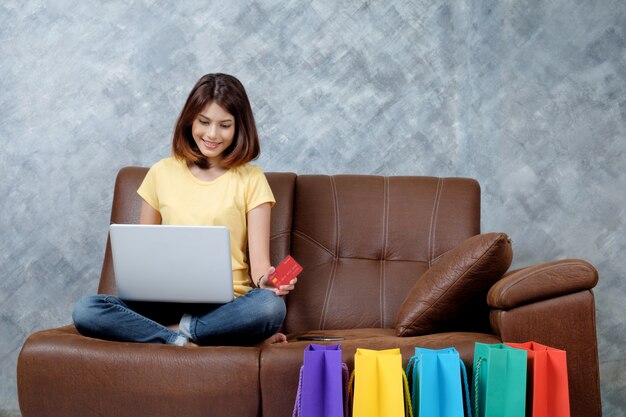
[188,161,228,182]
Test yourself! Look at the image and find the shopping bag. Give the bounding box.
[406,347,471,417]
[350,348,412,417]
[506,342,570,417]
[472,343,527,417]
[292,344,349,417]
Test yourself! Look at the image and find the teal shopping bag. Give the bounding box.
[405,347,471,417]
[472,343,527,417]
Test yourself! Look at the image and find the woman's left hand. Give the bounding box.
[257,266,298,296]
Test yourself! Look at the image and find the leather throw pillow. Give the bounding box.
[395,232,512,337]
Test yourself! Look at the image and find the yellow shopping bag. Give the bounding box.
[349,348,412,417]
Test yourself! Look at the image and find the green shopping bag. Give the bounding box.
[472,343,527,417]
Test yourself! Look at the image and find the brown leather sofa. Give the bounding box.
[17,167,602,417]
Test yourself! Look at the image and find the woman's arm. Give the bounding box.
[247,202,272,285]
[139,200,162,225]
[247,202,296,295]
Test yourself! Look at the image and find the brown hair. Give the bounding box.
[172,73,260,169]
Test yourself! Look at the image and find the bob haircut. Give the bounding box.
[172,73,260,169]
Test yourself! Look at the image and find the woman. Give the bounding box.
[73,73,296,346]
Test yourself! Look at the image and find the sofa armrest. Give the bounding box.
[487,259,601,417]
[487,259,598,310]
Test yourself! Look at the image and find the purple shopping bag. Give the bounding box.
[293,344,349,417]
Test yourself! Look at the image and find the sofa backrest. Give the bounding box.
[98,169,481,335]
[283,175,481,334]
[97,168,296,294]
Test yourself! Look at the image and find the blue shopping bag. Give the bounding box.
[405,347,471,417]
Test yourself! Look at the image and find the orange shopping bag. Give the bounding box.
[506,342,570,417]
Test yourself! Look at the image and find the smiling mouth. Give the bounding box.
[201,139,221,149]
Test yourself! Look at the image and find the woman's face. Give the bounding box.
[191,102,236,165]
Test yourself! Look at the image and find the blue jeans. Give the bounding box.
[72,289,286,346]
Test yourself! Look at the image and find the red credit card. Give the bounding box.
[269,255,302,288]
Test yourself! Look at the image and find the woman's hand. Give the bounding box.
[257,266,298,296]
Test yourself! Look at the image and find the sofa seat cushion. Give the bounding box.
[395,232,513,337]
[261,330,500,417]
[17,325,261,417]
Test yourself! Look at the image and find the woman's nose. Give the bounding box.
[206,124,218,139]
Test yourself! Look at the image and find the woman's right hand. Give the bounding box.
[257,266,298,296]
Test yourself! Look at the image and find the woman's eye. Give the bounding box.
[221,124,232,129]
[199,120,210,126]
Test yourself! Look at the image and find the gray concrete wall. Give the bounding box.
[1,1,624,415]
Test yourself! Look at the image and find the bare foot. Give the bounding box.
[256,332,288,347]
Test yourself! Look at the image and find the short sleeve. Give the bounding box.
[245,166,276,212]
[137,165,159,210]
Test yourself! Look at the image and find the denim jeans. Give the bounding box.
[72,289,286,346]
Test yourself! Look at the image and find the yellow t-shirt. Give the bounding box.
[137,157,275,297]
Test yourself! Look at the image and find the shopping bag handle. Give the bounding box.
[473,357,486,417]
[459,359,472,417]
[292,365,304,417]
[348,369,355,409]
[402,371,414,417]
[342,363,349,417]
[405,356,419,412]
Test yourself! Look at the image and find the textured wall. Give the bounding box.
[1,1,624,415]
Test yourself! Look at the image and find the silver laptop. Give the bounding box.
[109,224,234,303]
